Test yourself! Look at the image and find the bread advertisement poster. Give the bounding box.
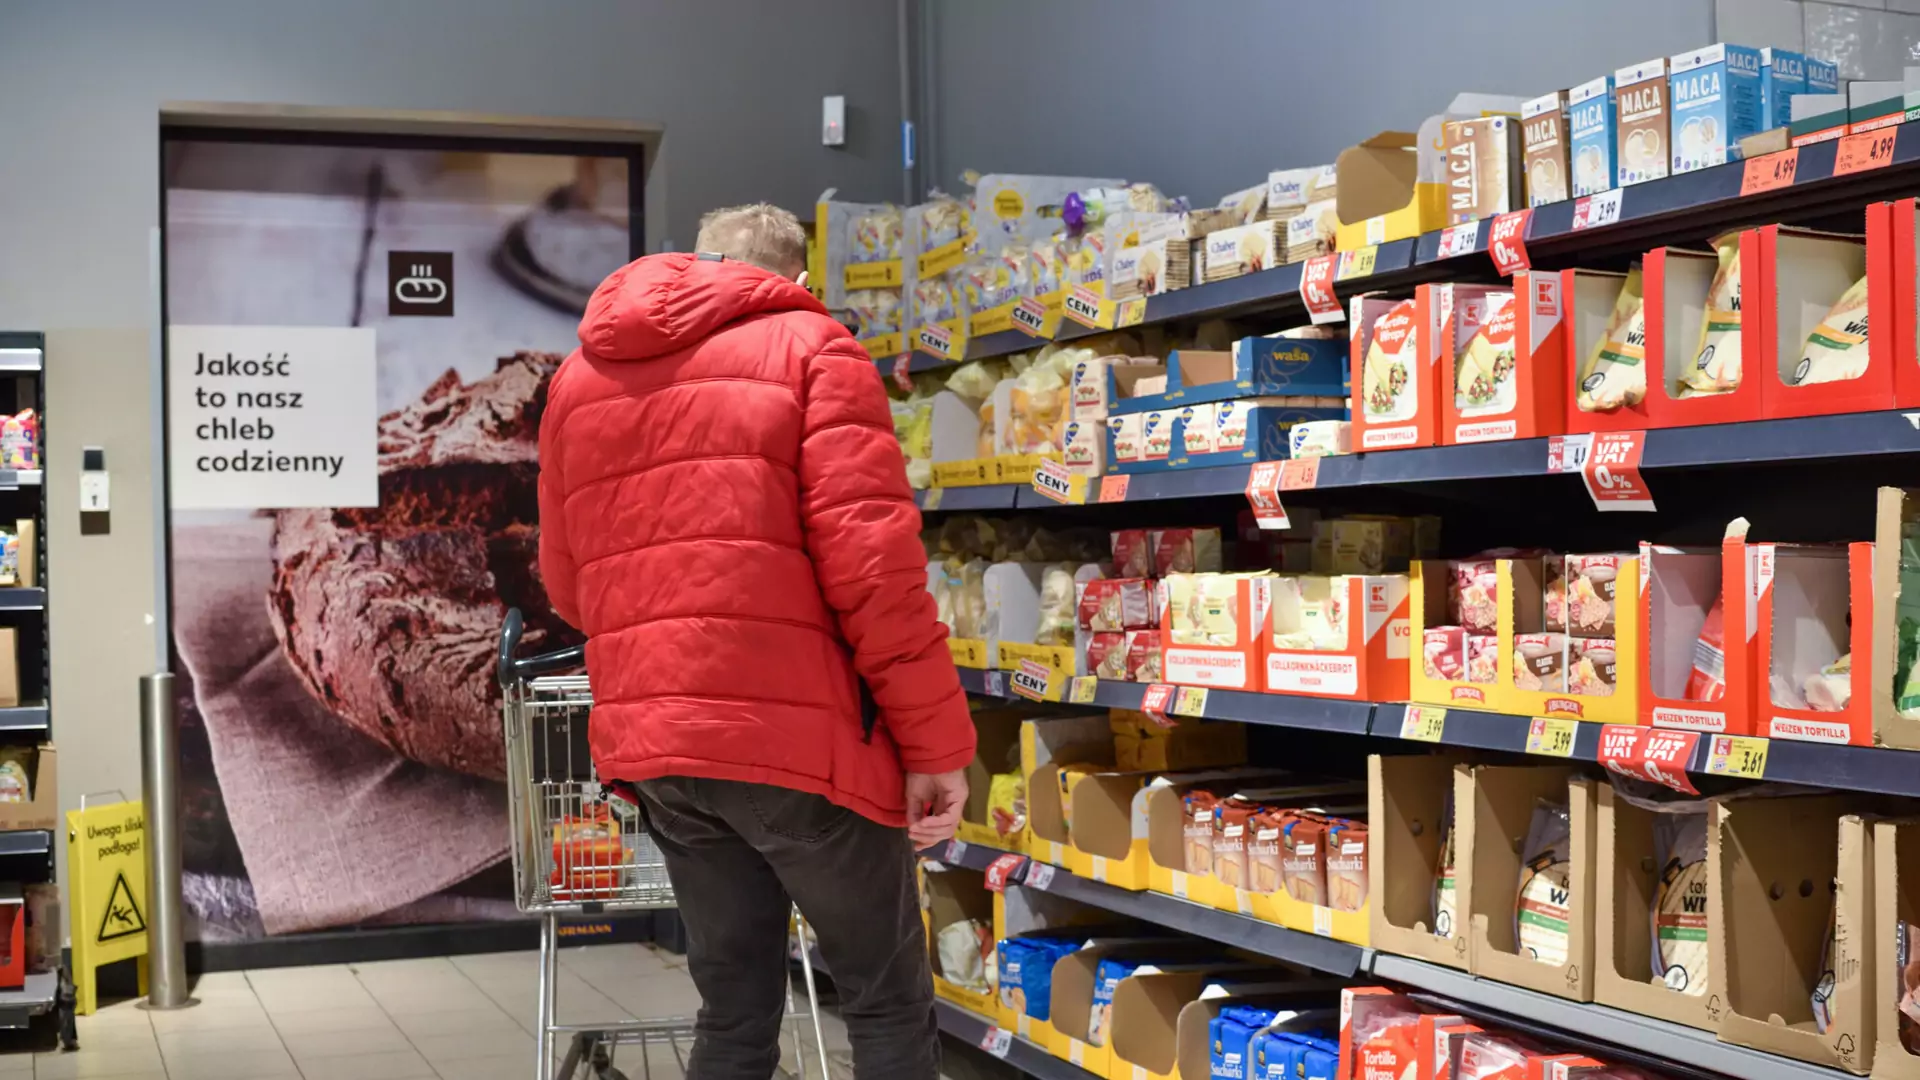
[163,139,632,940]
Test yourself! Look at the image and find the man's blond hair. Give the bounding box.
[694,203,808,278]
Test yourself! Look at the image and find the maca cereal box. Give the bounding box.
[1615,57,1671,186]
[1522,92,1571,208]
[1568,75,1618,199]
[1669,44,1764,174]
[1352,294,1434,451]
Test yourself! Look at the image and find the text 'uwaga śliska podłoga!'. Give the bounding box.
[189,351,344,479]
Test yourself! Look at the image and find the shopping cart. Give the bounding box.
[498,609,832,1080]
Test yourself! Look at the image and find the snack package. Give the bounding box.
[989,772,1027,839]
[1280,812,1329,905]
[850,205,904,262]
[919,195,970,252]
[1363,299,1420,421]
[1036,563,1078,646]
[0,533,19,588]
[911,275,961,327]
[1516,799,1574,967]
[1896,918,1920,1053]
[1348,994,1424,1080]
[1186,792,1222,874]
[1327,819,1369,912]
[1466,634,1498,684]
[936,917,995,995]
[1567,638,1618,697]
[1683,597,1727,702]
[1089,956,1150,1046]
[1248,807,1287,894]
[1455,291,1518,417]
[1080,577,1155,632]
[1794,274,1869,386]
[1424,626,1468,682]
[1169,574,1245,648]
[1435,795,1459,939]
[848,289,903,341]
[1544,559,1567,633]
[1512,633,1568,693]
[998,938,1034,1014]
[1815,899,1838,1033]
[1454,1032,1536,1080]
[1213,798,1262,889]
[1680,233,1742,397]
[1651,808,1709,996]
[0,411,38,471]
[1564,555,1622,635]
[1214,1006,1282,1079]
[1151,527,1223,577]
[1087,631,1130,680]
[1575,270,1647,412]
[0,748,27,804]
[550,806,623,897]
[1452,559,1499,633]
[1805,653,1852,712]
[1112,529,1153,578]
[1125,629,1164,683]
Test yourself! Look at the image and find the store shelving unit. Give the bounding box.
[934,999,1099,1080]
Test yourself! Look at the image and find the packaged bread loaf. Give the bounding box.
[1280,812,1329,905]
[1151,527,1223,577]
[1086,632,1129,680]
[1124,630,1164,683]
[1111,529,1153,578]
[1169,574,1246,647]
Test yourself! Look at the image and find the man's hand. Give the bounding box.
[905,769,968,848]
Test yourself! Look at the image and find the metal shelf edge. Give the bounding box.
[934,999,1102,1079]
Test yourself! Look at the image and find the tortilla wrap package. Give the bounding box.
[1435,793,1459,939]
[1680,234,1742,397]
[1793,275,1869,387]
[1651,808,1709,995]
[1516,799,1574,967]
[1576,268,1647,413]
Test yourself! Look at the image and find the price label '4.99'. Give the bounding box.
[1740,148,1800,195]
[1834,128,1899,177]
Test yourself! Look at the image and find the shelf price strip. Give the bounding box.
[978,1026,1013,1058]
[1098,474,1130,503]
[1571,188,1623,231]
[1740,148,1799,195]
[1171,686,1209,717]
[1705,734,1769,779]
[1435,220,1481,260]
[1400,705,1446,742]
[1834,128,1898,177]
[1526,716,1579,757]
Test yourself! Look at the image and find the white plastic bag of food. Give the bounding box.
[1576,269,1647,412]
[1651,808,1709,995]
[1794,275,1869,386]
[1680,234,1741,397]
[1516,798,1574,967]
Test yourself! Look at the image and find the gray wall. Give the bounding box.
[927,0,1717,206]
[0,0,906,916]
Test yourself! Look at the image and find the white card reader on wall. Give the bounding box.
[81,446,108,512]
[822,96,846,147]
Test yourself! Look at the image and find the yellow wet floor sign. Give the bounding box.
[66,799,147,1014]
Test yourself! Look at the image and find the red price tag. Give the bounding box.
[1299,254,1343,324]
[1570,189,1623,231]
[1597,724,1701,794]
[1140,683,1176,725]
[892,354,913,392]
[1280,457,1319,491]
[1244,462,1290,529]
[1435,220,1481,259]
[1546,433,1592,474]
[1488,210,1532,275]
[1740,148,1800,195]
[1580,430,1655,512]
[1833,128,1899,177]
[1098,474,1130,503]
[984,853,1029,892]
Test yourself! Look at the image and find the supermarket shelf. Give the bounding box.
[0,704,48,734]
[1371,702,1576,757]
[956,668,1007,698]
[0,832,51,858]
[919,485,1021,512]
[0,973,56,1029]
[1372,954,1846,1080]
[935,839,1368,977]
[934,999,1098,1080]
[0,590,44,611]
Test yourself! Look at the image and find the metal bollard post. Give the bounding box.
[139,673,195,1010]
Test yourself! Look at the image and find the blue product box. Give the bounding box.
[1164,401,1345,472]
[1568,75,1617,197]
[1248,1031,1301,1080]
[1760,47,1808,130]
[1210,1006,1278,1080]
[1164,340,1349,407]
[1088,957,1145,1047]
[1297,1036,1339,1080]
[1103,361,1170,417]
[1807,56,1840,94]
[1670,44,1764,172]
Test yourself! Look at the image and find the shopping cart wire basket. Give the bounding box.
[498,608,832,1080]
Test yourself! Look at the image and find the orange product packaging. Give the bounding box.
[1454,1032,1544,1080]
[1639,533,1759,736]
[1340,987,1424,1080]
[1262,573,1412,703]
[1163,573,1268,691]
[551,807,623,897]
[1416,1016,1476,1080]
[1872,198,1920,409]
[1643,242,1761,429]
[1352,294,1436,451]
[1443,277,1567,444]
[1562,268,1656,436]
[1754,540,1875,745]
[1747,222,1880,420]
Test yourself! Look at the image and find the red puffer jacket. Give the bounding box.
[538,253,974,825]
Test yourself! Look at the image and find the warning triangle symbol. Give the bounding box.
[97,871,146,943]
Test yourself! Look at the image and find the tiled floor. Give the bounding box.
[0,944,900,1080]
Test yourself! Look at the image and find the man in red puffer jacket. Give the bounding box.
[538,203,975,1079]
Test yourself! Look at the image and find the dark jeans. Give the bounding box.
[635,776,940,1080]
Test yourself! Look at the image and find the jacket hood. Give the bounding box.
[578,252,829,361]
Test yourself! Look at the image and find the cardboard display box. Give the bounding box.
[1138,767,1298,908]
[1161,574,1268,691]
[1408,560,1497,709]
[993,883,1117,1044]
[1867,199,1920,411]
[1262,574,1411,703]
[0,744,53,833]
[1441,273,1567,445]
[1351,294,1435,452]
[1496,557,1641,726]
[1872,818,1920,1080]
[1560,269,1655,436]
[1370,754,1474,971]
[1109,963,1294,1080]
[1643,243,1763,428]
[1746,225,1876,420]
[1757,541,1873,745]
[1173,984,1341,1080]
[958,709,1028,850]
[1874,488,1920,750]
[1049,939,1218,1075]
[1639,536,1758,736]
[1593,782,1715,1031]
[923,862,999,1016]
[1066,734,1250,891]
[1465,766,1597,1002]
[1712,796,1873,1074]
[1024,713,1116,869]
[1333,94,1525,250]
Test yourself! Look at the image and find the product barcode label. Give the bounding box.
[980,1026,1012,1057]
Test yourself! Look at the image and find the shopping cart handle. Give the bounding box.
[497,609,586,687]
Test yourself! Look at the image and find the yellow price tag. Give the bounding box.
[1117,297,1148,328]
[1338,245,1379,281]
[1068,676,1099,705]
[1400,705,1446,743]
[1172,686,1209,717]
[1525,716,1579,757]
[1706,735,1769,779]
